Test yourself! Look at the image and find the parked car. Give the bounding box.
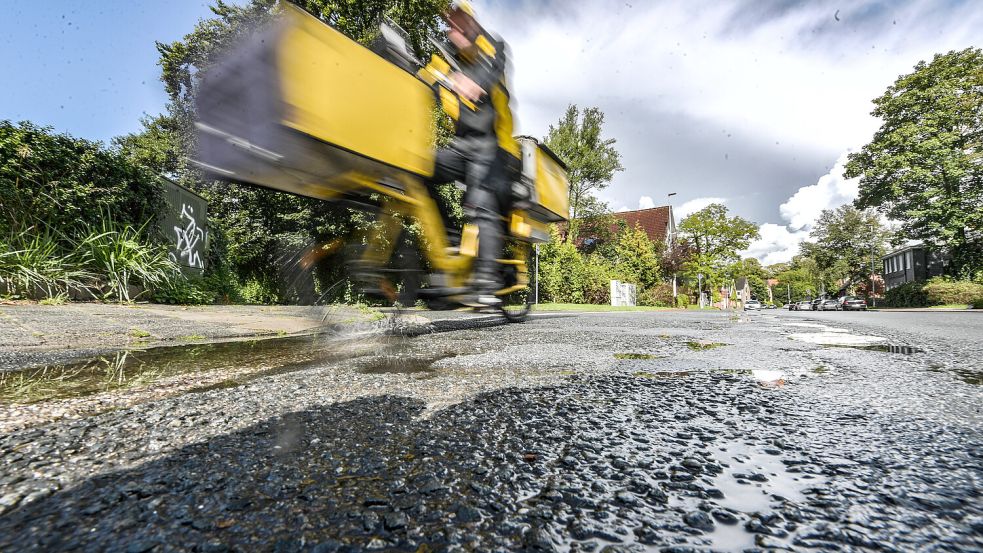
[811,299,823,311]
[797,300,813,311]
[840,296,868,311]
[819,299,841,311]
[765,303,777,309]
[744,299,762,310]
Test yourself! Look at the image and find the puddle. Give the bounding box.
[615,353,657,360]
[0,335,394,405]
[750,369,786,386]
[788,332,886,346]
[633,370,691,378]
[927,364,982,385]
[710,441,819,513]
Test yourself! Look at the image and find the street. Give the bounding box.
[1,308,980,552]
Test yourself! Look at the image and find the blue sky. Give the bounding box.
[0,1,229,144]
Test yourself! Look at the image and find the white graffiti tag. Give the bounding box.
[171,204,205,269]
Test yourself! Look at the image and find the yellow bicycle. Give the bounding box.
[193,5,568,321]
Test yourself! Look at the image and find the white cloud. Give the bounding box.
[676,197,728,220]
[779,152,860,232]
[477,0,983,223]
[638,196,655,209]
[743,151,860,264]
[742,223,811,266]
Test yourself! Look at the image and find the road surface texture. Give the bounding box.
[0,309,980,552]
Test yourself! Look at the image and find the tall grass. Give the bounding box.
[0,227,94,299]
[74,216,178,302]
[0,216,178,302]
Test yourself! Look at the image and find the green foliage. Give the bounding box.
[538,233,613,304]
[1,217,177,302]
[973,297,983,309]
[574,196,620,255]
[799,206,890,287]
[0,120,165,238]
[75,217,178,302]
[237,278,281,305]
[772,263,821,301]
[921,277,983,306]
[679,203,759,293]
[845,47,983,278]
[612,224,662,288]
[0,228,93,300]
[152,275,218,305]
[638,283,674,307]
[728,258,768,300]
[882,281,929,307]
[544,105,624,241]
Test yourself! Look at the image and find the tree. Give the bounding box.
[845,47,983,278]
[612,224,662,289]
[679,203,758,263]
[678,203,759,296]
[543,105,623,242]
[798,206,891,289]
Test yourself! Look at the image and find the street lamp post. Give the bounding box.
[870,223,876,307]
[668,192,677,302]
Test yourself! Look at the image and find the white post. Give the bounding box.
[534,244,539,304]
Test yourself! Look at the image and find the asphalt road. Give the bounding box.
[1,309,980,552]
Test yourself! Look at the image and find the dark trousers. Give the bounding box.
[428,144,511,283]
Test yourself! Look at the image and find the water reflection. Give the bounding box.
[0,335,392,404]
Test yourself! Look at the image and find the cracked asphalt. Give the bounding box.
[0,309,980,552]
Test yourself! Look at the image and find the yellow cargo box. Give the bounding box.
[195,5,435,199]
[517,137,570,223]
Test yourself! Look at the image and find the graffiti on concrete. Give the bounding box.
[170,204,205,269]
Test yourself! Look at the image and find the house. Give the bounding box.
[881,244,946,290]
[611,206,676,246]
[734,277,751,303]
[557,205,676,247]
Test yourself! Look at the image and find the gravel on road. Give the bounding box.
[0,309,980,552]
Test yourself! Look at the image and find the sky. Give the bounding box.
[0,1,221,142]
[2,0,982,264]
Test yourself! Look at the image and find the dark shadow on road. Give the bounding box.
[2,373,980,552]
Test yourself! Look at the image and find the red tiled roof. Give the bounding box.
[611,206,673,243]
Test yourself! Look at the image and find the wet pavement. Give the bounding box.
[0,309,980,552]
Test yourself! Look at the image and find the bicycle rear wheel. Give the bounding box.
[497,242,534,322]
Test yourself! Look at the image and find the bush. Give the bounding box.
[152,275,216,305]
[921,277,983,306]
[676,294,691,308]
[539,238,615,304]
[1,120,164,238]
[639,283,674,307]
[237,278,281,305]
[882,281,929,307]
[974,297,983,309]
